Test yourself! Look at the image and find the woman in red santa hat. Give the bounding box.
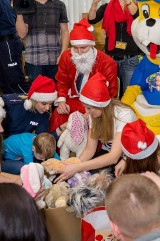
[55,72,136,182]
[49,17,117,136]
[0,75,57,138]
[115,119,160,176]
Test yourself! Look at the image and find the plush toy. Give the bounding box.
[67,171,91,188]
[42,157,81,174]
[57,111,88,160]
[122,0,160,137]
[67,170,113,217]
[44,181,70,208]
[20,163,52,209]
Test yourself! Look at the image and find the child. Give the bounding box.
[55,72,136,182]
[115,119,160,176]
[2,132,60,175]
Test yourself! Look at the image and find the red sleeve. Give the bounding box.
[56,50,75,99]
[93,51,118,97]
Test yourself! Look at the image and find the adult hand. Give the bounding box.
[114,159,126,177]
[141,172,160,189]
[54,163,81,183]
[57,101,70,114]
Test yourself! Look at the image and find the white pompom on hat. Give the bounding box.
[24,75,57,110]
[79,72,111,107]
[70,17,95,46]
[121,119,159,160]
[0,97,6,119]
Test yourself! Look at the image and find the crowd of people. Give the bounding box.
[0,0,160,240]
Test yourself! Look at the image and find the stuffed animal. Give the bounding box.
[67,170,113,217]
[57,111,88,160]
[121,0,160,137]
[44,181,70,208]
[20,163,52,209]
[67,171,91,188]
[42,157,81,174]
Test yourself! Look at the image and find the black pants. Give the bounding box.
[0,37,29,94]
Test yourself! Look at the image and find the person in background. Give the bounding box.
[55,72,136,182]
[106,174,160,241]
[2,132,60,175]
[16,0,69,84]
[49,18,117,134]
[114,119,160,177]
[0,183,49,241]
[0,0,28,94]
[88,0,140,95]
[0,75,57,138]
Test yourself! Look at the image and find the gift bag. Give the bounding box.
[81,206,118,241]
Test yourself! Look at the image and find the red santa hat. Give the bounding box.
[79,72,111,107]
[70,17,95,46]
[24,75,57,110]
[121,119,159,160]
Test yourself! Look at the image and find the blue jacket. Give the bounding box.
[0,0,16,36]
[2,93,50,137]
[2,133,60,164]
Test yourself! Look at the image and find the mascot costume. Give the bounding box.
[122,0,160,137]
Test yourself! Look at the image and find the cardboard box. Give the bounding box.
[42,207,81,241]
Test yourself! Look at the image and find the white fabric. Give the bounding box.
[61,0,107,30]
[134,94,160,116]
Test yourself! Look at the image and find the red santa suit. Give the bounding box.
[49,48,117,131]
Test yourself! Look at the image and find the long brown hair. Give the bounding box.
[123,145,160,174]
[91,99,132,143]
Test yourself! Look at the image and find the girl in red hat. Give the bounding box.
[55,72,136,182]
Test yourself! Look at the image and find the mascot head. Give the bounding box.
[132,0,160,60]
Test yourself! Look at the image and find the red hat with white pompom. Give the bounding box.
[24,75,57,110]
[121,119,159,159]
[70,17,95,46]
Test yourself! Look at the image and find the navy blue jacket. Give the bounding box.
[2,94,50,137]
[0,0,16,36]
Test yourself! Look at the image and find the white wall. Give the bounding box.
[61,0,107,30]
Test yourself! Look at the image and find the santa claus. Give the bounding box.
[49,17,117,134]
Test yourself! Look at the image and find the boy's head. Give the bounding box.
[105,174,160,241]
[32,133,56,161]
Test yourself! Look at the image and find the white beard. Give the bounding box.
[71,47,97,75]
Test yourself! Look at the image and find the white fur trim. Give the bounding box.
[0,97,4,107]
[24,99,32,110]
[80,94,111,107]
[70,40,95,46]
[88,25,94,32]
[0,106,6,119]
[122,137,159,160]
[54,97,66,106]
[30,91,57,102]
